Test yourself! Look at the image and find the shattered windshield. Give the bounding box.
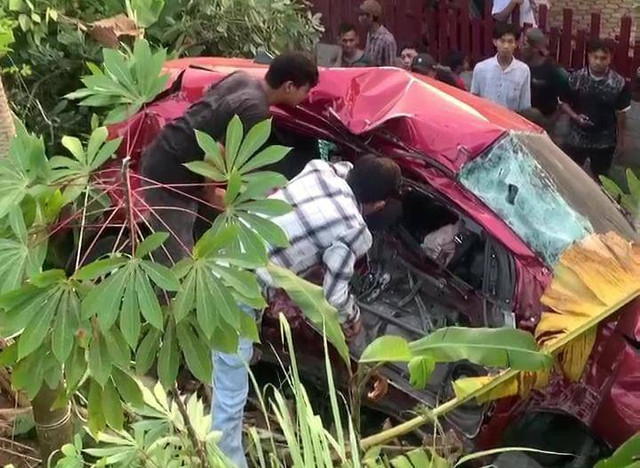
[459,133,637,265]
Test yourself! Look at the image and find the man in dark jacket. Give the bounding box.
[139,52,319,264]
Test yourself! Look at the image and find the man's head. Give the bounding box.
[411,54,437,78]
[265,52,319,107]
[339,23,360,56]
[358,0,382,29]
[347,155,401,215]
[444,50,467,74]
[493,22,521,60]
[400,42,421,70]
[587,39,613,75]
[522,28,547,61]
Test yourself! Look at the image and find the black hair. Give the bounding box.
[445,50,465,72]
[265,52,319,89]
[587,39,613,55]
[401,42,422,53]
[339,22,357,36]
[493,22,521,41]
[347,155,401,204]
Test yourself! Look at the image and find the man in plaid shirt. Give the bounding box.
[359,0,398,67]
[212,155,401,467]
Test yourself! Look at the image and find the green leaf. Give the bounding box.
[135,328,161,375]
[135,232,169,259]
[9,206,26,242]
[52,291,75,363]
[195,130,225,172]
[211,324,239,354]
[140,261,180,291]
[193,222,239,260]
[29,269,66,287]
[626,169,640,205]
[74,257,127,280]
[225,115,244,170]
[239,145,291,174]
[236,119,272,170]
[196,265,240,334]
[61,136,85,164]
[360,335,411,363]
[173,269,195,323]
[88,379,106,435]
[239,310,260,343]
[236,199,292,217]
[65,346,87,392]
[135,269,164,330]
[89,333,112,387]
[112,367,144,408]
[224,171,242,206]
[595,432,640,468]
[0,343,17,367]
[266,264,349,364]
[408,327,553,371]
[104,328,131,368]
[120,284,140,349]
[211,264,262,301]
[103,49,135,93]
[235,171,288,204]
[176,321,212,383]
[18,288,62,359]
[239,212,289,247]
[183,161,226,182]
[236,223,268,263]
[408,356,435,390]
[157,321,180,388]
[102,379,124,430]
[86,127,108,164]
[91,137,122,169]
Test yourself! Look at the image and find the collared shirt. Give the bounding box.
[338,50,373,68]
[471,56,531,111]
[492,0,537,26]
[562,67,631,149]
[258,160,372,322]
[365,25,397,67]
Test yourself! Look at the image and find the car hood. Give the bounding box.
[159,57,541,173]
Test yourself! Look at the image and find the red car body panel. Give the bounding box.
[107,58,640,449]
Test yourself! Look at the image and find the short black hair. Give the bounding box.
[347,155,401,204]
[401,42,422,53]
[493,22,521,41]
[339,22,357,36]
[445,50,465,71]
[587,39,612,55]
[265,52,319,89]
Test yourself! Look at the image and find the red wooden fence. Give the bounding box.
[310,0,640,79]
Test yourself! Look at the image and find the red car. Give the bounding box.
[107,58,640,466]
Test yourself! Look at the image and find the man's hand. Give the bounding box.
[204,186,227,209]
[573,114,594,128]
[342,312,363,342]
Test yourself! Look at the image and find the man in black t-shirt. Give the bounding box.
[139,53,319,264]
[560,40,631,179]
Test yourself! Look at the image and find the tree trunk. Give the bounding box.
[32,384,73,465]
[0,75,14,158]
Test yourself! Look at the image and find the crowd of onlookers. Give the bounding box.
[329,0,632,180]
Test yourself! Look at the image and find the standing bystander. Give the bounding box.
[336,23,373,67]
[470,22,531,112]
[560,39,631,179]
[358,0,398,67]
[492,0,537,27]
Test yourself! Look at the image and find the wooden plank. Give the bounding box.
[616,15,632,78]
[549,26,561,63]
[559,8,573,69]
[460,0,471,56]
[538,4,548,31]
[632,42,640,84]
[471,18,482,63]
[483,0,493,57]
[438,4,448,61]
[590,12,601,40]
[573,29,587,71]
[511,4,520,26]
[427,6,438,56]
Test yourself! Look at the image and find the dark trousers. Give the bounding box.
[563,145,616,179]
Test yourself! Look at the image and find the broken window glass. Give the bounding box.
[459,133,593,265]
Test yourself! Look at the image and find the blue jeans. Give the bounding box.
[211,307,255,468]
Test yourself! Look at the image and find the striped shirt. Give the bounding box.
[365,25,397,67]
[258,160,372,322]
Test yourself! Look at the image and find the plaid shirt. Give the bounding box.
[365,25,397,67]
[258,160,372,322]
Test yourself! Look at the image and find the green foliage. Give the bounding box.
[601,169,640,226]
[66,39,170,124]
[595,432,640,468]
[359,328,553,390]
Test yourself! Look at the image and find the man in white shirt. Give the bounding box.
[492,0,537,27]
[470,22,531,112]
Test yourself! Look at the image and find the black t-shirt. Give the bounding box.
[562,68,631,149]
[529,59,565,116]
[140,72,270,190]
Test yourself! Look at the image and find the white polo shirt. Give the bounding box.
[470,56,531,111]
[492,0,537,27]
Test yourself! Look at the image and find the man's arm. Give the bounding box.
[321,226,372,322]
[470,66,482,96]
[519,67,532,110]
[492,0,524,21]
[615,84,632,157]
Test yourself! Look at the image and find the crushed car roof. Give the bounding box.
[159,57,542,173]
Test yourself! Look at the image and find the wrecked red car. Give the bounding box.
[107,58,640,466]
